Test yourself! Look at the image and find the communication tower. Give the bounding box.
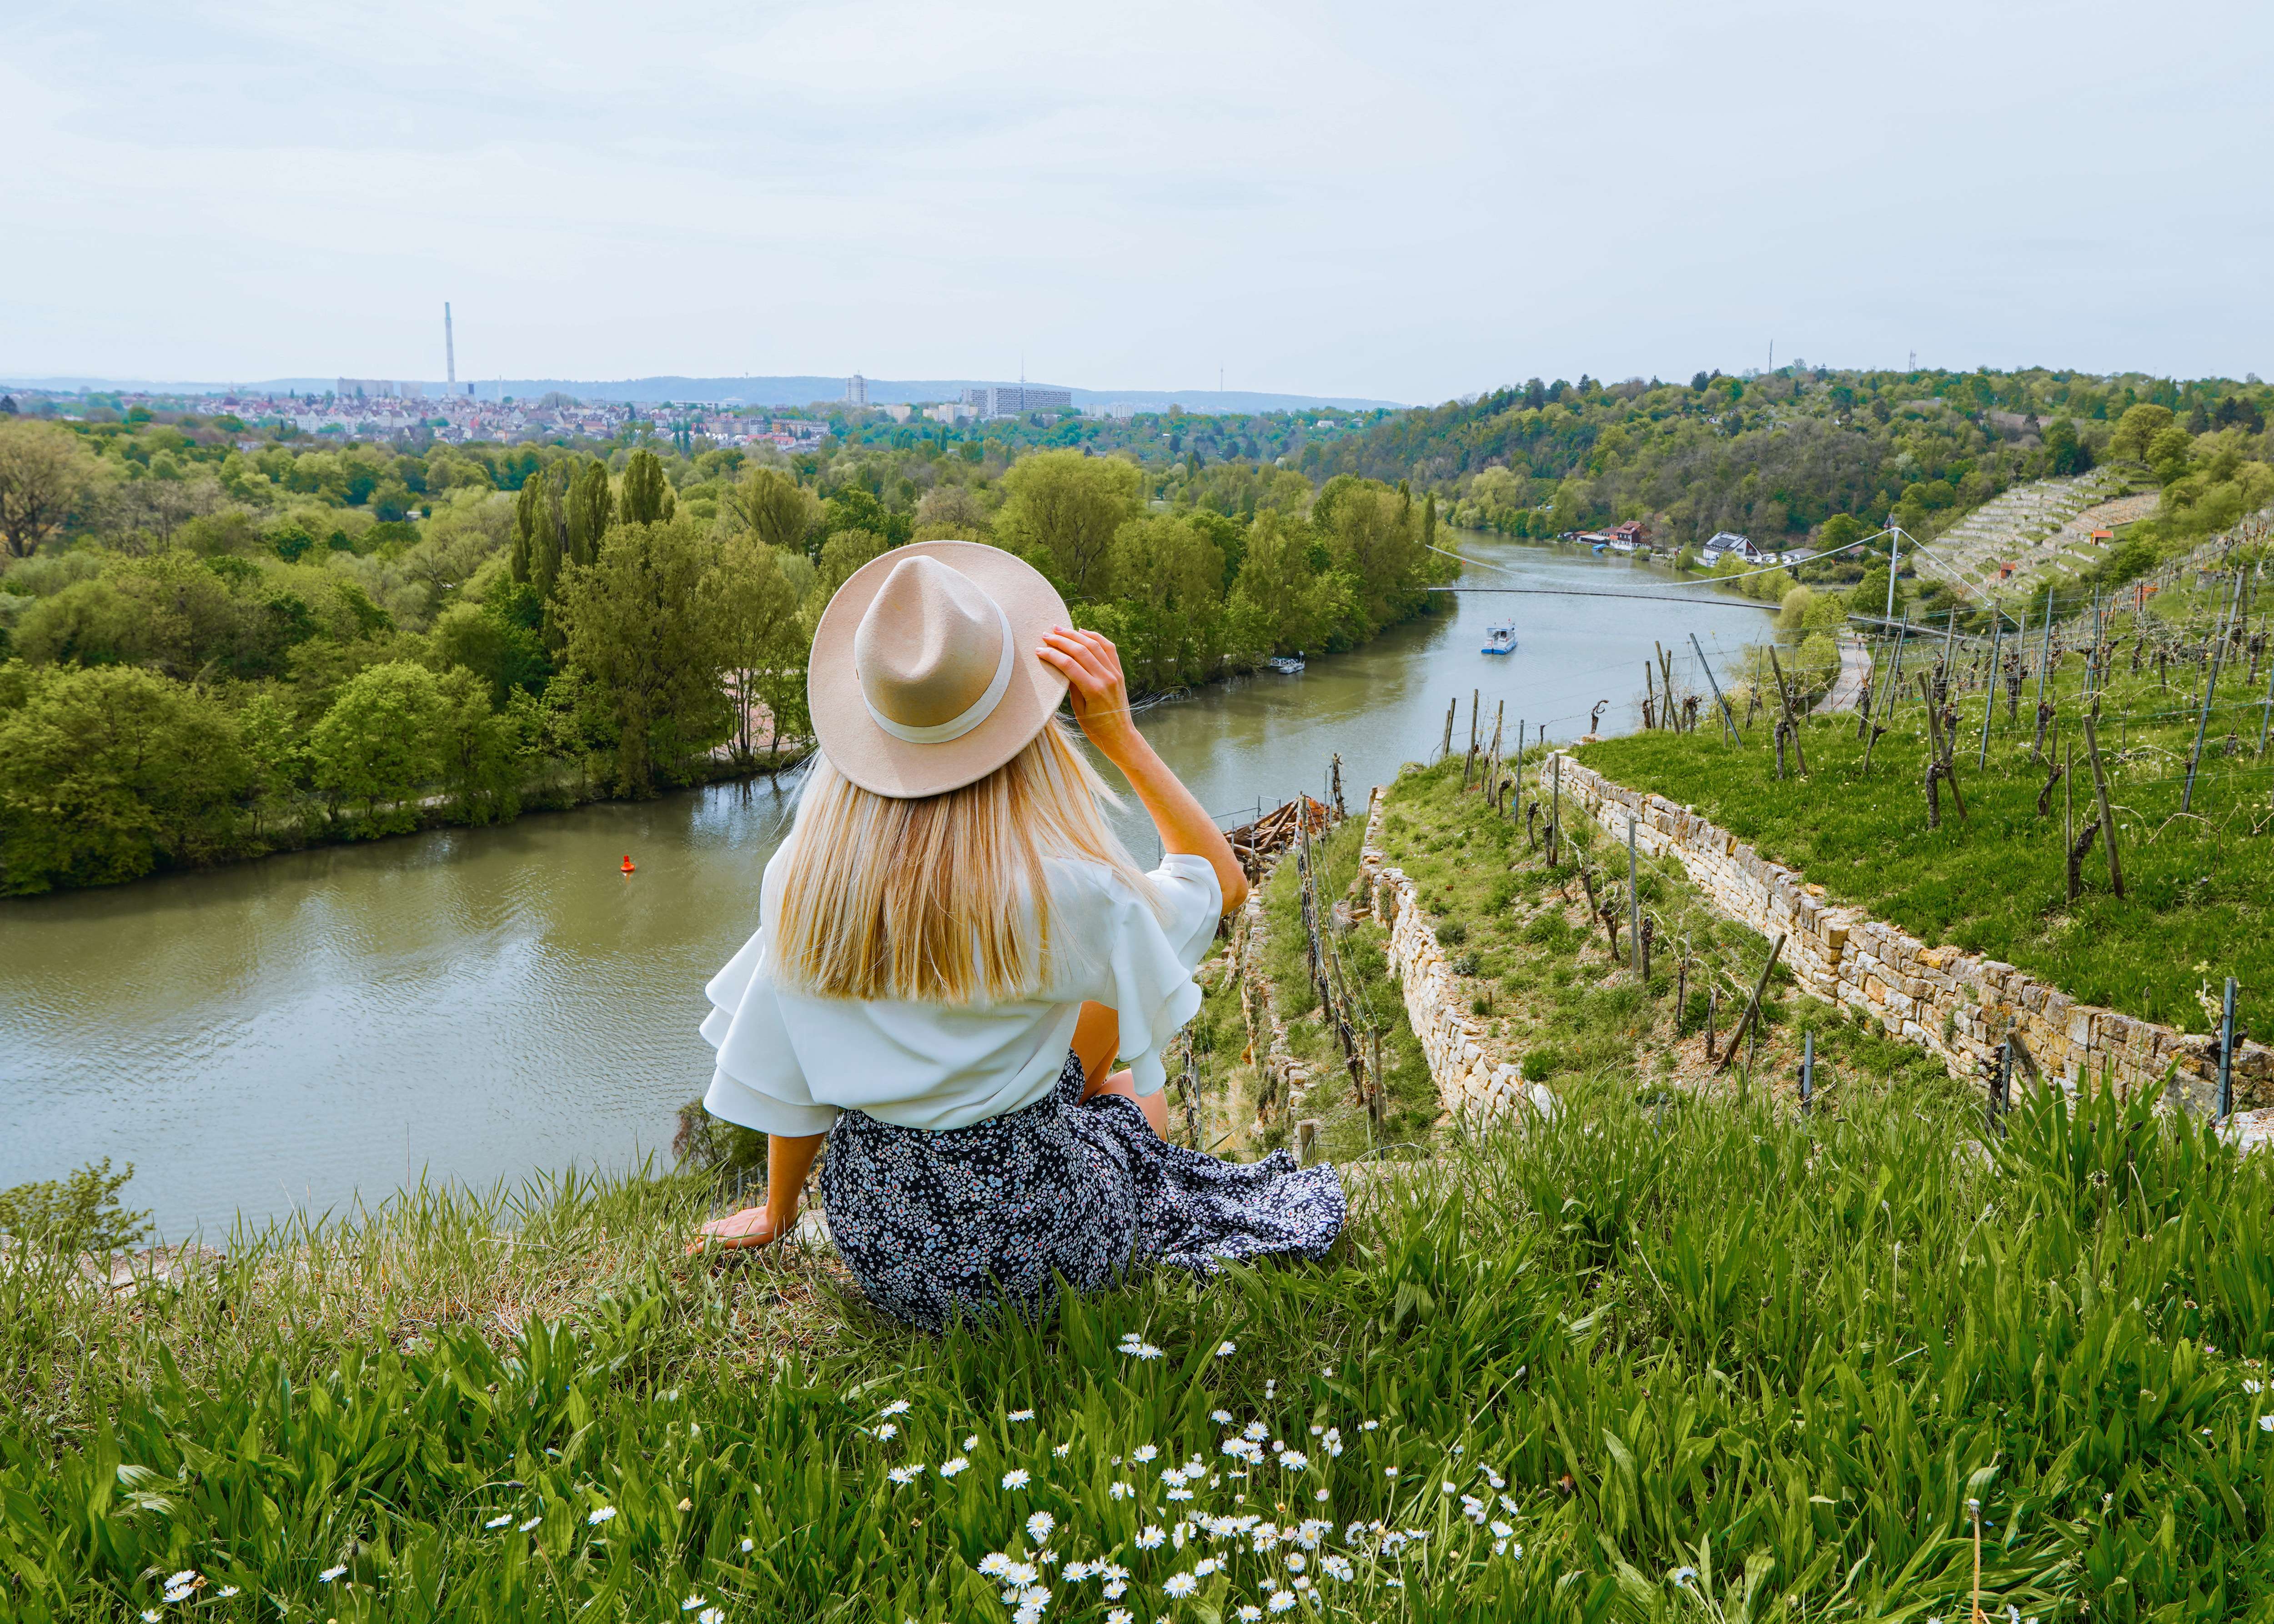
[445,303,457,386]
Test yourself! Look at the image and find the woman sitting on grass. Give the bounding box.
[692,541,1344,1328]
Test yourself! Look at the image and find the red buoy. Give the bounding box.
[621,855,635,875]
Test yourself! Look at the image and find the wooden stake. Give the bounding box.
[1690,632,1741,742]
[1766,645,1808,775]
[2080,712,2124,898]
[1714,931,1786,1073]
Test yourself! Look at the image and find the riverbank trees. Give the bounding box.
[0,423,1446,893]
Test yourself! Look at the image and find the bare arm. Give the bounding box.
[689,1130,824,1253]
[1037,626,1250,915]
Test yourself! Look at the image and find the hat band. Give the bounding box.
[862,597,1017,745]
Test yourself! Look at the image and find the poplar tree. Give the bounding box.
[620,449,676,526]
[567,457,613,568]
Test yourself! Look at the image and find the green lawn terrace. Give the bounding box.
[1576,571,2273,1071]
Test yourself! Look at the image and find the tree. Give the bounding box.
[431,667,521,824]
[704,533,808,762]
[912,482,991,539]
[432,600,547,707]
[2108,402,2174,463]
[0,420,98,558]
[307,661,445,833]
[813,527,893,602]
[0,663,249,892]
[993,448,1140,601]
[2146,424,2194,481]
[2042,417,2093,476]
[1098,514,1223,691]
[620,448,677,526]
[566,456,613,567]
[554,517,729,796]
[727,466,823,556]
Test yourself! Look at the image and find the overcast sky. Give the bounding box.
[5,1,2270,403]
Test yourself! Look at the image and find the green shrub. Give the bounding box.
[0,1158,151,1255]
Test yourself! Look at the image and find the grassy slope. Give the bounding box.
[8,1077,2274,1619]
[1376,756,1958,1107]
[1250,816,1439,1159]
[1580,615,2273,1044]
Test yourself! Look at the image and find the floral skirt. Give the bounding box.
[818,1049,1345,1329]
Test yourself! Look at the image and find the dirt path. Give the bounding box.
[1810,634,1871,715]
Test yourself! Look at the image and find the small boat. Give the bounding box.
[1267,655,1306,675]
[1480,624,1517,655]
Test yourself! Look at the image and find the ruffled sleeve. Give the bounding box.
[698,927,840,1138]
[1084,853,1224,1098]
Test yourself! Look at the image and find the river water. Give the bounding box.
[0,538,1767,1237]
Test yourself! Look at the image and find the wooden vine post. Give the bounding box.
[1766,646,1809,776]
[2079,713,2124,898]
[1714,931,1787,1073]
[1690,632,1742,743]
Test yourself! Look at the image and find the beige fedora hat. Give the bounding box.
[808,541,1072,798]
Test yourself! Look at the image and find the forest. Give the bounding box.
[1314,364,2272,561]
[0,407,1449,895]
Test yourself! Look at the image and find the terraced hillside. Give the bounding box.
[1918,470,2139,595]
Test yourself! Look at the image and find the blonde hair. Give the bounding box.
[773,718,1160,1003]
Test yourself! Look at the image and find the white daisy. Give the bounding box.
[519,1517,542,1532]
[1268,1590,1297,1613]
[1134,1444,1160,1462]
[880,1398,912,1417]
[1240,1609,1263,1622]
[1009,1409,1036,1423]
[874,1423,899,1440]
[681,1596,707,1611]
[484,1514,513,1529]
[699,1611,724,1624]
[216,1588,241,1600]
[940,1456,971,1477]
[1216,1341,1237,1357]
[978,1554,1013,1578]
[1164,1572,1198,1597]
[1136,1525,1166,1549]
[887,1465,923,1485]
[317,1566,347,1583]
[965,1435,981,1450]
[587,1506,617,1525]
[1001,1469,1031,1489]
[1107,1611,1134,1624]
[1212,1409,1235,1424]
[1320,1555,1353,1581]
[1281,1452,1309,1472]
[1027,1511,1056,1544]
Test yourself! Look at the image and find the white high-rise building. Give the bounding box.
[846,373,868,406]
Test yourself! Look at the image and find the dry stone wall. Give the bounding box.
[1553,753,2269,1113]
[1355,786,1557,1126]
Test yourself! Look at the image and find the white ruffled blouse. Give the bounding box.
[699,847,1224,1138]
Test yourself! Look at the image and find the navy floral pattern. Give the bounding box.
[820,1049,1345,1329]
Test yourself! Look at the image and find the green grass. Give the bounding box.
[1252,817,1439,1156]
[1580,607,2274,1046]
[8,1072,2274,1619]
[1375,757,1959,1106]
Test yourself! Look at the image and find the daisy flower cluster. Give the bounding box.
[860,1389,1528,1618]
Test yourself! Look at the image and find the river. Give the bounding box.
[0,538,1767,1238]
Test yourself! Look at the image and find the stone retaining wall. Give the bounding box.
[1552,753,2269,1113]
[1356,785,1556,1126]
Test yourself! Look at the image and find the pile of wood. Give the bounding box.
[1227,795,1333,879]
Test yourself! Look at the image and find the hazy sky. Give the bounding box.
[5,1,2270,402]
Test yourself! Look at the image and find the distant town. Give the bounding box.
[0,371,1394,471]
